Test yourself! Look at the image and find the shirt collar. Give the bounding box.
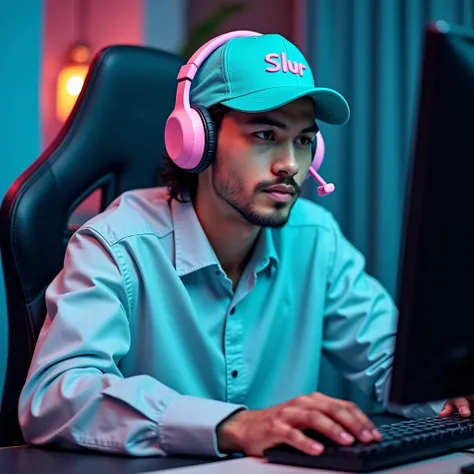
[253,227,280,274]
[171,198,280,277]
[171,198,219,276]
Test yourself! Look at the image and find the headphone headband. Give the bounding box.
[176,31,262,112]
[178,30,262,83]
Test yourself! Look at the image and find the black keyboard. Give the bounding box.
[263,414,474,472]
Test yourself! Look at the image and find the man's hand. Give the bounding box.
[440,397,474,417]
[217,392,382,457]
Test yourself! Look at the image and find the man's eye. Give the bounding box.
[296,136,314,147]
[254,131,275,141]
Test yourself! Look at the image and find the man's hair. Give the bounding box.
[161,103,231,203]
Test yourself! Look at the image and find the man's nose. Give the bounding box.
[272,145,299,177]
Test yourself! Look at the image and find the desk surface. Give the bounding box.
[3,446,474,474]
[0,445,215,474]
[0,413,470,474]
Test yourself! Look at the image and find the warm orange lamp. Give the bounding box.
[56,43,91,122]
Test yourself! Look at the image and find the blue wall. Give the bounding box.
[0,1,44,405]
[144,0,187,53]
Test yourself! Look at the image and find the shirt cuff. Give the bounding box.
[158,395,246,457]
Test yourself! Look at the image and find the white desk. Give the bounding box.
[143,452,474,474]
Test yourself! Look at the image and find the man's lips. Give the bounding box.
[263,184,295,194]
[263,185,295,203]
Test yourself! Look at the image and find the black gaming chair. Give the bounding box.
[0,44,184,447]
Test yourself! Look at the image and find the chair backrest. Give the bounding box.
[0,44,184,446]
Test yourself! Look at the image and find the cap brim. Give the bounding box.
[220,86,350,125]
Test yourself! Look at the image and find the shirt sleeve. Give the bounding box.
[321,213,443,419]
[18,227,244,457]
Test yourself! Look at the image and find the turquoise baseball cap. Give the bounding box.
[190,33,350,125]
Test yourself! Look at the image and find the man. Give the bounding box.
[18,32,471,459]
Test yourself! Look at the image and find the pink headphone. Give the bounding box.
[164,30,335,196]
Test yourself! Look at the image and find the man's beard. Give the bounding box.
[211,163,301,229]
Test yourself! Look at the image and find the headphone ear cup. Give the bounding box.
[187,105,217,174]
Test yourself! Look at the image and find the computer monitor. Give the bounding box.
[389,21,474,406]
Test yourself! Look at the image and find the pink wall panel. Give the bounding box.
[42,0,144,149]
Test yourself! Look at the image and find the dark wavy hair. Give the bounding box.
[161,103,231,203]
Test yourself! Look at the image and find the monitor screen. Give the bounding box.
[390,21,474,406]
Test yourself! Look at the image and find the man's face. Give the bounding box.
[209,96,318,228]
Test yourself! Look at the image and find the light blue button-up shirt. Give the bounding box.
[18,187,442,457]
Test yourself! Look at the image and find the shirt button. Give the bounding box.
[232,370,238,378]
[230,307,235,315]
[215,270,221,276]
